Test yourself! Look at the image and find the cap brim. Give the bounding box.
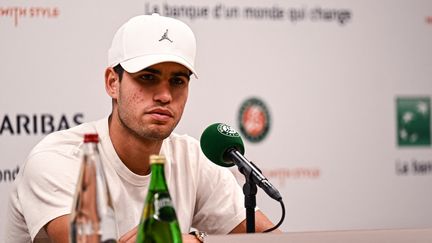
[120,54,198,78]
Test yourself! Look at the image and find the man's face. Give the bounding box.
[115,62,191,141]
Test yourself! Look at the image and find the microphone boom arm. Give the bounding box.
[226,148,282,201]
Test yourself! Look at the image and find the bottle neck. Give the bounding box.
[149,163,168,191]
[83,142,98,155]
[82,141,104,182]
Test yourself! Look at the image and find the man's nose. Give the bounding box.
[153,81,172,104]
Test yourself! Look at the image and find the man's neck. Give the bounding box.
[108,115,163,176]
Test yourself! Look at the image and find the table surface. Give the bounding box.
[206,228,432,243]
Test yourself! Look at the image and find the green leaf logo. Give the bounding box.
[396,97,431,146]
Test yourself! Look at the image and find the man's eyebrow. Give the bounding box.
[141,67,161,75]
[173,71,191,79]
[140,67,191,78]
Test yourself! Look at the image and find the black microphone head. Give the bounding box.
[200,123,245,167]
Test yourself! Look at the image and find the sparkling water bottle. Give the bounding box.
[136,155,182,243]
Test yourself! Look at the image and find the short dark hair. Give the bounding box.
[113,64,124,81]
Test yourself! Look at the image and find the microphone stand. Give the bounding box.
[243,178,257,233]
[227,148,257,233]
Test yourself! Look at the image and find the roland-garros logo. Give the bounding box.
[238,97,271,143]
[426,16,432,24]
[217,123,240,137]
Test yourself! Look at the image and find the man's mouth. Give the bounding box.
[146,108,173,122]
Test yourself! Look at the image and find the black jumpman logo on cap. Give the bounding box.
[159,29,173,43]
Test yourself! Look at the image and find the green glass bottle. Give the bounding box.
[136,155,182,243]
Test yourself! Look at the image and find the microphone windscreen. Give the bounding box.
[200,123,245,167]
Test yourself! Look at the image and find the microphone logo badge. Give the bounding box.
[159,29,173,43]
[217,123,240,137]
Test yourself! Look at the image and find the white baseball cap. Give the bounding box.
[108,14,197,77]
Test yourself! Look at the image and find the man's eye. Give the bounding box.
[171,77,187,86]
[139,74,156,81]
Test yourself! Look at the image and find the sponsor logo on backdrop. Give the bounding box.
[144,2,352,25]
[395,96,432,176]
[396,159,432,175]
[263,167,321,184]
[0,166,19,183]
[232,167,321,187]
[0,113,84,135]
[396,97,430,146]
[238,97,271,143]
[0,6,60,27]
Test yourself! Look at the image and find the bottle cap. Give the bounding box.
[149,155,166,164]
[84,133,99,143]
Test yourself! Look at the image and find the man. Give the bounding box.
[6,14,276,243]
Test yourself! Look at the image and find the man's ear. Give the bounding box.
[105,67,119,99]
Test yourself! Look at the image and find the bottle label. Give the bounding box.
[153,192,177,222]
[155,197,173,210]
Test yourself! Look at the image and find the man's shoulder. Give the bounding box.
[30,118,104,157]
[14,119,107,192]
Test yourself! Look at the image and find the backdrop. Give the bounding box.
[1,0,432,238]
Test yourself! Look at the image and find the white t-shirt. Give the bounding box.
[5,118,245,242]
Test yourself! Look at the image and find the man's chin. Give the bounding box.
[142,125,174,140]
[146,132,171,141]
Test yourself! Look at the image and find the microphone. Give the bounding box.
[200,123,282,201]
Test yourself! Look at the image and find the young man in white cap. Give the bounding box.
[5,14,276,243]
